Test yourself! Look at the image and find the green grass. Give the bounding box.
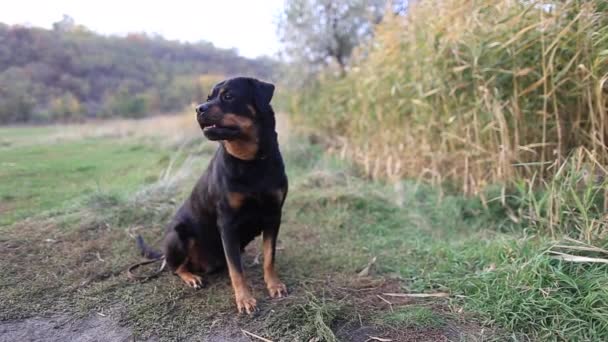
[0,125,59,141]
[376,306,445,329]
[281,139,608,340]
[2,124,608,341]
[0,136,175,226]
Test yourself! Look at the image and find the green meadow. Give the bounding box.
[2,116,607,341]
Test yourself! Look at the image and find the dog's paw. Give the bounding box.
[236,294,258,315]
[178,272,204,289]
[267,281,288,298]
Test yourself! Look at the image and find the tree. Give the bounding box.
[52,15,77,32]
[278,0,385,75]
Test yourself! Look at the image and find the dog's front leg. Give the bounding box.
[262,213,287,298]
[218,215,257,314]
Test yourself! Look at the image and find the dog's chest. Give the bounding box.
[240,189,283,211]
[226,190,283,236]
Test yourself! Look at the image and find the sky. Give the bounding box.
[0,0,285,58]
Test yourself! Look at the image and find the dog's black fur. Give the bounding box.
[137,77,288,314]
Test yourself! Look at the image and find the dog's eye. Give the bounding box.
[222,93,234,101]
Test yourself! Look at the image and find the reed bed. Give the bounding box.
[291,0,608,195]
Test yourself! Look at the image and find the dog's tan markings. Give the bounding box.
[175,263,203,289]
[246,104,256,116]
[221,113,254,131]
[227,192,246,210]
[262,233,287,298]
[221,113,259,160]
[224,140,259,160]
[226,259,257,314]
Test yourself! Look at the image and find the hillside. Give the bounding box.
[0,20,275,123]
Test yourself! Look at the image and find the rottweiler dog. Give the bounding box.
[137,77,288,314]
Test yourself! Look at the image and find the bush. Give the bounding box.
[50,92,83,121]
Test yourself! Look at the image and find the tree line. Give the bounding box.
[0,17,275,124]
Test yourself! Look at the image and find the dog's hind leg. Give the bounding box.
[164,227,204,289]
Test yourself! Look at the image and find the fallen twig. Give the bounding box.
[553,244,608,255]
[95,252,105,262]
[366,336,393,342]
[251,252,261,265]
[357,256,377,277]
[549,252,608,264]
[376,294,394,312]
[382,292,449,298]
[242,329,274,342]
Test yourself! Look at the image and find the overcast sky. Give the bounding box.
[0,0,284,58]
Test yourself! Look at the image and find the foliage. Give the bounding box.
[0,21,275,123]
[277,0,385,75]
[286,140,608,340]
[509,148,608,242]
[289,0,608,193]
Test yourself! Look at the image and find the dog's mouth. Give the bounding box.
[201,124,241,141]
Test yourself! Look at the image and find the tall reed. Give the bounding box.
[291,0,608,195]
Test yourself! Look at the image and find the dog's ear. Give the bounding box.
[251,79,274,113]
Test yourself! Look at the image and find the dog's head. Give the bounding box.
[195,77,275,143]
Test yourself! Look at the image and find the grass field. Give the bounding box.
[1,115,607,341]
[0,116,198,225]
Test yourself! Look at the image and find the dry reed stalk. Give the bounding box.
[290,0,608,194]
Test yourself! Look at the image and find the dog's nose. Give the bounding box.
[195,103,210,115]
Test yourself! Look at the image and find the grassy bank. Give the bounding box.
[290,0,608,194]
[2,118,608,340]
[0,115,198,225]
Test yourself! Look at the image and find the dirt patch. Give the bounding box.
[336,323,451,342]
[0,314,255,342]
[0,314,141,342]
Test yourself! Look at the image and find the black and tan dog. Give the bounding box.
[137,77,287,314]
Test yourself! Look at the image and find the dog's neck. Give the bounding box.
[221,130,278,162]
[216,129,284,191]
[221,111,278,161]
[222,139,259,161]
